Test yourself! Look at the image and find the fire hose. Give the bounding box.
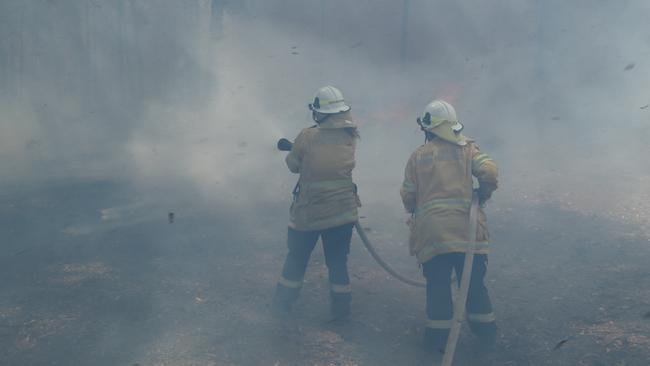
[353,221,425,287]
[278,137,426,288]
[278,137,478,365]
[358,194,480,366]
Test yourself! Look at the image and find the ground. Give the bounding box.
[1,180,649,366]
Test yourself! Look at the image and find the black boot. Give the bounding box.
[470,322,497,351]
[330,292,351,320]
[423,327,449,353]
[271,284,299,318]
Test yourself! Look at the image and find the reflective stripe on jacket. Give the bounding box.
[286,112,360,231]
[400,137,498,263]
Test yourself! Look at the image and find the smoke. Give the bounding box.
[2,1,649,228]
[2,2,650,365]
[206,2,650,229]
[0,0,648,233]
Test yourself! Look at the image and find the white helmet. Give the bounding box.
[308,86,351,114]
[417,100,466,145]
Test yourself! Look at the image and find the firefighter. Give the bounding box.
[272,86,361,319]
[400,100,498,350]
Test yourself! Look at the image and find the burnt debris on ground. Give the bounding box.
[1,180,649,365]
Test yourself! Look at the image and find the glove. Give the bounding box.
[277,138,293,151]
[477,185,494,205]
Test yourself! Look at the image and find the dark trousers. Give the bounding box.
[423,253,496,347]
[274,223,354,316]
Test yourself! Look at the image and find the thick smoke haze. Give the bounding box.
[1,1,650,365]
[2,1,649,217]
[2,1,649,219]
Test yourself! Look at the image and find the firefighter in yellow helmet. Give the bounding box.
[400,100,498,350]
[272,86,361,319]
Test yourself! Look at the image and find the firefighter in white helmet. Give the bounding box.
[400,100,499,350]
[272,86,360,319]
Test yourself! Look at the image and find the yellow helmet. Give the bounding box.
[308,86,351,114]
[417,100,466,145]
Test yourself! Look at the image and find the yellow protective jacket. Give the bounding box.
[286,112,360,231]
[400,137,498,264]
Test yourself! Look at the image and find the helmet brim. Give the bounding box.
[310,104,351,114]
[427,122,467,146]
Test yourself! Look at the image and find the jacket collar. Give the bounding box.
[318,111,357,129]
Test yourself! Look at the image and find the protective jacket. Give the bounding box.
[400,137,498,263]
[286,111,360,231]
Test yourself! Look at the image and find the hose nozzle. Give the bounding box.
[277,138,293,151]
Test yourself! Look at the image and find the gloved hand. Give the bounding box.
[277,138,293,151]
[477,184,494,205]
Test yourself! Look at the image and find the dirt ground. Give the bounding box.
[1,179,650,366]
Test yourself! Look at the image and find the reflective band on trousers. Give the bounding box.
[467,312,496,323]
[330,283,352,293]
[278,276,303,289]
[426,318,452,329]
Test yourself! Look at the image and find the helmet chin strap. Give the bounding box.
[311,111,332,124]
[418,120,435,142]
